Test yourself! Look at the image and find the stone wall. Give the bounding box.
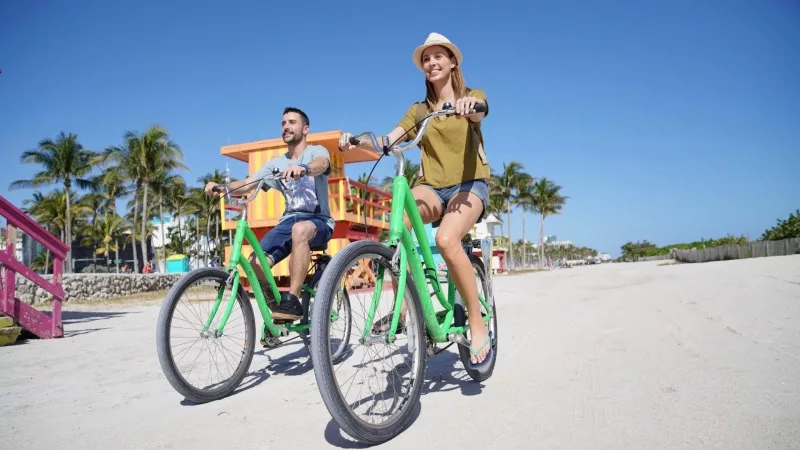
[15,273,183,305]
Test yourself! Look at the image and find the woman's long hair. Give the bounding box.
[424,48,467,111]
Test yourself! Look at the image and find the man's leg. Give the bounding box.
[270,218,330,321]
[250,221,293,306]
[287,219,319,298]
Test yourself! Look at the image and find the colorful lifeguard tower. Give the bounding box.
[219,131,391,289]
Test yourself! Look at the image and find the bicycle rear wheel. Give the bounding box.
[311,240,427,445]
[453,254,498,381]
[300,262,352,363]
[156,268,255,403]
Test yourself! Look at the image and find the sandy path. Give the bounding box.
[2,256,799,449]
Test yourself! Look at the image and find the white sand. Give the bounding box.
[2,255,799,449]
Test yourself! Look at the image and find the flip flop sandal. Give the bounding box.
[467,331,494,370]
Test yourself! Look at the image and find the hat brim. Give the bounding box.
[412,41,463,72]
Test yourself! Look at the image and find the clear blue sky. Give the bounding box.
[1,0,798,257]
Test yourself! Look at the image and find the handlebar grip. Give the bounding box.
[471,103,487,113]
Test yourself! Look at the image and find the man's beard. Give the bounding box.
[283,131,300,144]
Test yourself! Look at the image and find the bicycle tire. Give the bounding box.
[299,266,352,363]
[310,240,427,445]
[156,267,256,403]
[453,254,498,382]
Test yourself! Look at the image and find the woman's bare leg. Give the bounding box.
[435,192,490,365]
[373,185,441,332]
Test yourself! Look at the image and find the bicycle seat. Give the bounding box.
[310,242,328,252]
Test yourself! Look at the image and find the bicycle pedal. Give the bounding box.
[260,336,282,348]
[447,333,469,348]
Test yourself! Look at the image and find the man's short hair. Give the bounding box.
[284,107,309,126]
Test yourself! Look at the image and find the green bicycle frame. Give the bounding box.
[372,175,493,344]
[203,217,313,339]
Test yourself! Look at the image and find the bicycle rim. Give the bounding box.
[311,241,427,444]
[156,268,255,403]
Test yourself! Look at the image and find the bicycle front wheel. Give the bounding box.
[156,268,256,403]
[310,240,427,445]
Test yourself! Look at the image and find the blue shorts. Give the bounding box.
[260,215,332,265]
[420,179,489,228]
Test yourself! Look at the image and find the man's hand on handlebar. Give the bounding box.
[282,165,307,181]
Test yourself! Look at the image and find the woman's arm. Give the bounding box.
[339,126,408,152]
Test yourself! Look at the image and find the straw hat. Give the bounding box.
[412,32,463,72]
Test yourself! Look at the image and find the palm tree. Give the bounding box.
[150,170,186,267]
[9,132,96,272]
[164,180,189,254]
[531,177,568,268]
[489,161,532,270]
[197,170,226,262]
[22,191,61,274]
[96,165,130,217]
[514,184,536,268]
[96,213,124,272]
[380,155,421,191]
[486,190,506,220]
[77,191,105,271]
[102,125,185,272]
[22,189,92,274]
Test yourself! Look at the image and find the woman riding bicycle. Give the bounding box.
[339,32,492,367]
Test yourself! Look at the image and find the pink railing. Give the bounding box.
[0,195,68,339]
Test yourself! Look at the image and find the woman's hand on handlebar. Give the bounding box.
[454,96,485,117]
[338,132,358,151]
[204,182,223,196]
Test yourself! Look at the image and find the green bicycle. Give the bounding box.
[156,172,352,403]
[310,102,498,444]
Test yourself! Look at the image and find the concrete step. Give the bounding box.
[0,326,22,346]
[0,315,14,328]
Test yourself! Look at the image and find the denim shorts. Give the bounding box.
[420,179,489,227]
[260,215,332,265]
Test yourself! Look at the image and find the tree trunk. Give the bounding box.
[215,215,220,260]
[115,238,120,273]
[140,182,149,271]
[45,250,50,275]
[195,215,200,268]
[506,202,513,270]
[132,193,139,272]
[205,216,211,265]
[177,213,183,254]
[159,198,166,272]
[522,206,527,268]
[105,242,110,271]
[65,185,72,273]
[539,214,545,268]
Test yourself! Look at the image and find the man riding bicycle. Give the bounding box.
[204,107,334,321]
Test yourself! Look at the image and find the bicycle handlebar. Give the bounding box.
[349,102,486,152]
[347,102,487,175]
[213,168,289,206]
